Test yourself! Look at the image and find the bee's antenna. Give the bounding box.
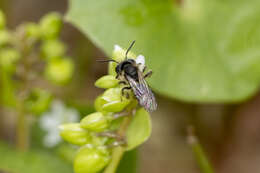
[125,40,136,60]
[97,59,119,63]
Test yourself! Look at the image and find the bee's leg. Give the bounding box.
[97,131,127,147]
[143,65,147,73]
[144,70,153,78]
[118,81,127,85]
[116,73,119,79]
[113,111,129,119]
[121,86,131,99]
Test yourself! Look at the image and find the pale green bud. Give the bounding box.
[95,75,119,89]
[101,87,130,112]
[94,96,106,112]
[25,88,52,115]
[40,12,62,39]
[0,48,20,70]
[59,123,91,146]
[45,58,74,84]
[25,23,41,39]
[74,145,110,173]
[112,45,136,62]
[80,112,109,132]
[0,30,11,46]
[41,39,66,60]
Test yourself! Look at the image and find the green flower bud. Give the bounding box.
[25,88,52,115]
[0,48,20,70]
[101,87,130,112]
[108,61,117,76]
[41,39,66,60]
[95,75,119,89]
[0,30,11,46]
[40,12,62,39]
[74,146,110,173]
[45,58,74,84]
[0,10,5,29]
[59,123,91,146]
[94,96,106,112]
[25,23,41,39]
[80,112,109,132]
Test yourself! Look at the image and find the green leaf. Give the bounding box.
[126,108,151,151]
[67,0,260,102]
[0,141,73,173]
[117,149,138,173]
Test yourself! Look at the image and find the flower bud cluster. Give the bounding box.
[60,45,139,173]
[0,10,74,116]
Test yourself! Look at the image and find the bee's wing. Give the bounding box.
[126,71,157,112]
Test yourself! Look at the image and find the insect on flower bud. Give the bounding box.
[95,75,119,89]
[40,12,62,39]
[59,123,91,146]
[80,112,109,132]
[74,145,110,173]
[101,87,131,112]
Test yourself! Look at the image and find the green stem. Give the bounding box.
[15,29,32,151]
[187,127,214,173]
[104,146,125,173]
[16,103,29,151]
[104,117,131,173]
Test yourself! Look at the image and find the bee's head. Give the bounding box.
[115,59,136,75]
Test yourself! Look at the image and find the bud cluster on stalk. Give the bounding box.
[0,10,74,115]
[59,45,142,173]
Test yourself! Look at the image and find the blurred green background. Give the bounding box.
[1,0,260,173]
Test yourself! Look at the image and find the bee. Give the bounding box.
[99,41,157,112]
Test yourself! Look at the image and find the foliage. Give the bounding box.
[0,10,75,151]
[0,141,73,173]
[67,0,260,103]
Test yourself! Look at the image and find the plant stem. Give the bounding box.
[104,116,131,173]
[187,127,214,173]
[16,103,29,151]
[15,31,32,151]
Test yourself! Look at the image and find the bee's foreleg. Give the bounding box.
[118,81,127,85]
[112,111,131,119]
[121,86,131,99]
[142,65,147,72]
[144,70,153,78]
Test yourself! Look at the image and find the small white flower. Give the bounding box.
[39,100,79,147]
[135,55,146,72]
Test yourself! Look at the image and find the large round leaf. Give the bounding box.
[67,0,260,102]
